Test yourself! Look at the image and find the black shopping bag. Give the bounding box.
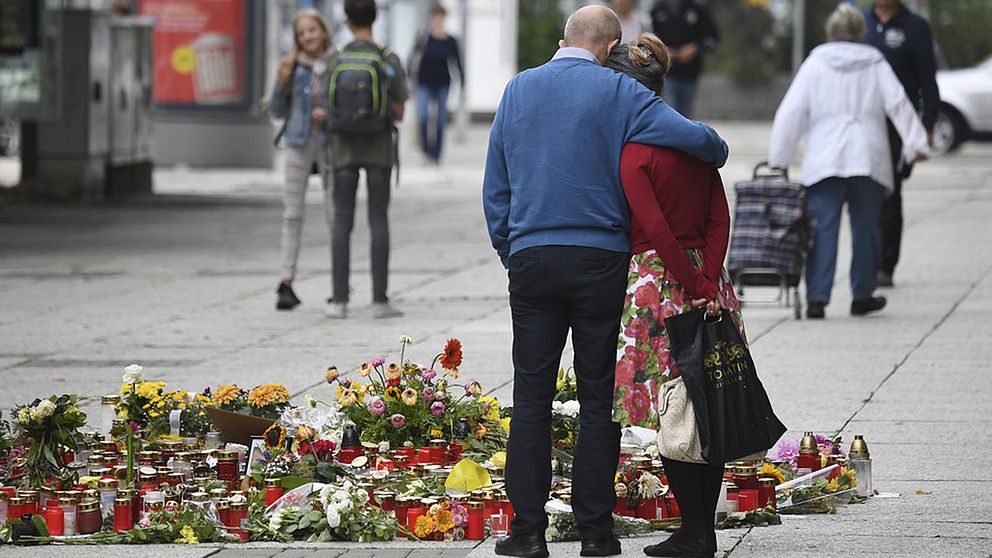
[664,309,787,463]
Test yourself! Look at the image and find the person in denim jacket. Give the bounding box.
[269,9,335,311]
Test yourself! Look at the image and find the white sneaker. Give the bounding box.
[325,301,347,319]
[372,302,403,319]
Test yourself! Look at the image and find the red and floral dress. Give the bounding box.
[610,143,747,429]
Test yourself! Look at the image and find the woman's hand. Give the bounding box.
[277,56,294,85]
[705,294,727,317]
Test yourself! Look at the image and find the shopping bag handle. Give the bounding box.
[753,161,789,181]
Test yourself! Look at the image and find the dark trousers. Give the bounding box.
[661,457,724,553]
[332,165,391,303]
[505,245,628,539]
[880,121,907,276]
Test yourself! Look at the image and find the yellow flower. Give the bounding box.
[414,514,435,538]
[430,428,444,439]
[135,381,167,399]
[386,363,402,380]
[475,424,488,440]
[825,478,842,493]
[358,362,373,377]
[435,508,455,532]
[148,411,160,418]
[212,384,243,406]
[338,389,357,407]
[248,383,290,408]
[174,524,199,544]
[490,451,506,468]
[499,417,511,432]
[479,396,500,422]
[264,424,287,451]
[401,388,418,406]
[760,462,785,485]
[383,385,401,403]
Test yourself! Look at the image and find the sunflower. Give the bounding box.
[248,384,290,408]
[414,514,436,538]
[263,424,287,451]
[383,385,402,403]
[760,462,786,485]
[439,338,463,370]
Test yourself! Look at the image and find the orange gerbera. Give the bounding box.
[439,338,463,370]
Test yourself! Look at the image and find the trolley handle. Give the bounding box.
[753,161,789,181]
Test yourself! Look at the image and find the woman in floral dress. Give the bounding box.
[606,33,746,558]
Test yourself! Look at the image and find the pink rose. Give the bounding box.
[624,345,648,369]
[633,283,661,310]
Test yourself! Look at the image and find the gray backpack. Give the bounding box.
[328,42,392,135]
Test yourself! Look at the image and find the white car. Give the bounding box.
[932,56,992,155]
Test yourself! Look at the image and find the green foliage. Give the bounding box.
[14,394,87,488]
[518,0,564,71]
[716,506,782,529]
[708,0,784,86]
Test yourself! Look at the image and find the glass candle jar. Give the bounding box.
[77,499,102,534]
[18,490,39,515]
[758,477,777,509]
[725,484,739,514]
[263,478,284,507]
[405,504,426,540]
[101,395,121,435]
[44,504,64,536]
[113,497,132,532]
[393,497,413,533]
[8,497,26,522]
[738,489,759,512]
[465,500,485,540]
[0,492,7,525]
[204,431,223,449]
[59,497,77,536]
[216,450,239,484]
[229,502,248,541]
[215,499,231,528]
[373,490,395,512]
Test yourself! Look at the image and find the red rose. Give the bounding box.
[624,345,649,369]
[660,300,681,321]
[623,384,652,425]
[615,357,637,387]
[633,283,661,309]
[649,335,668,356]
[638,254,663,278]
[624,317,650,343]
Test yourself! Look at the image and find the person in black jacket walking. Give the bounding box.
[864,0,939,287]
[649,0,719,118]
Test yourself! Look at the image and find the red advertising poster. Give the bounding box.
[140,0,246,105]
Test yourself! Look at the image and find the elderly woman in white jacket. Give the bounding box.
[769,3,928,319]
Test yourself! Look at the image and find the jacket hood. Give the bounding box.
[809,42,885,73]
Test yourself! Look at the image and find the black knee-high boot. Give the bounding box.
[644,458,710,557]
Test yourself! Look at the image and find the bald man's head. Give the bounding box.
[562,5,622,59]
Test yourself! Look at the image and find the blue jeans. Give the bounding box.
[664,76,698,118]
[805,177,886,304]
[416,84,450,162]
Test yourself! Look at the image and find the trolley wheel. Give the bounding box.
[793,289,802,320]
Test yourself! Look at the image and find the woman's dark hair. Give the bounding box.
[345,0,377,27]
[605,33,671,96]
[432,4,447,16]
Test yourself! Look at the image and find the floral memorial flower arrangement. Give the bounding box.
[13,394,87,487]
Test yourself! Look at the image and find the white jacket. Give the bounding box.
[768,42,929,191]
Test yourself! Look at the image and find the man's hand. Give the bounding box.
[277,56,294,85]
[311,107,327,122]
[674,43,699,64]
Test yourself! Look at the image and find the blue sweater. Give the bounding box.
[483,55,729,267]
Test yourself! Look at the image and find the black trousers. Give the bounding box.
[505,245,628,539]
[880,121,908,276]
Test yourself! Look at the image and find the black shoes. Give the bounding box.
[494,532,549,558]
[643,531,712,557]
[581,534,621,556]
[276,283,301,310]
[806,301,826,319]
[851,296,886,316]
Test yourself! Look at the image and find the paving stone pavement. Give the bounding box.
[1,122,991,557]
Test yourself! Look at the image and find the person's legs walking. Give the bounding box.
[566,247,627,543]
[804,179,846,314]
[504,247,569,539]
[365,166,396,313]
[663,76,697,118]
[879,121,904,284]
[847,178,886,300]
[277,142,316,309]
[647,458,707,557]
[331,166,360,311]
[432,85,450,162]
[416,84,432,161]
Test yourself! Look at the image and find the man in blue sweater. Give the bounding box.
[482,6,727,558]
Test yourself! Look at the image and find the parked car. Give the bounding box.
[932,56,992,155]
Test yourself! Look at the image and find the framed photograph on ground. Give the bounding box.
[247,436,266,470]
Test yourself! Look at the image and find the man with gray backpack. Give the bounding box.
[325,0,409,319]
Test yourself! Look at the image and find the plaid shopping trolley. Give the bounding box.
[727,162,810,319]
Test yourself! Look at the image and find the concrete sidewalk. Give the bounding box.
[1,122,991,557]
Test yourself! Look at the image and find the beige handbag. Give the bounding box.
[656,377,707,464]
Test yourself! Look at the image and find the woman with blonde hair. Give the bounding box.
[607,32,742,558]
[269,9,334,311]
